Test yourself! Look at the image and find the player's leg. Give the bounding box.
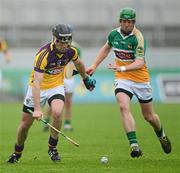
[116,91,143,158]
[63,78,74,131]
[47,86,65,162]
[7,86,37,163]
[50,98,64,139]
[64,92,73,130]
[43,104,52,131]
[115,80,143,158]
[140,101,171,154]
[48,98,64,161]
[135,82,171,154]
[7,107,34,163]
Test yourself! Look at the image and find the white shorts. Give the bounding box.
[64,78,74,94]
[23,85,65,108]
[114,79,153,102]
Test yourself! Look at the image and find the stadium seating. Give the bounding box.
[0,0,180,47]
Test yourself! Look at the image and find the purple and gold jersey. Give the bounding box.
[29,42,78,89]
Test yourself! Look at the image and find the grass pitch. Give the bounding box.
[0,102,179,173]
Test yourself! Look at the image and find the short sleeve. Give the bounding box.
[107,32,113,47]
[34,49,48,73]
[134,30,146,59]
[71,47,78,61]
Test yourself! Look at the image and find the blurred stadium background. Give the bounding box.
[1,1,180,172]
[0,0,180,103]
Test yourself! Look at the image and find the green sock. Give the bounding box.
[64,120,71,125]
[127,131,138,145]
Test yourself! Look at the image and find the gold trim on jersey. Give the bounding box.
[36,49,49,69]
[56,54,64,59]
[132,28,145,59]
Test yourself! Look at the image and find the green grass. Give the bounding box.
[0,102,180,173]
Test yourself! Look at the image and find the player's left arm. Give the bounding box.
[71,47,96,91]
[109,41,145,72]
[73,58,96,91]
[70,47,87,79]
[73,58,88,79]
[124,57,145,71]
[108,58,144,72]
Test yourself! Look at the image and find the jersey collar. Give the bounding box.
[118,26,136,39]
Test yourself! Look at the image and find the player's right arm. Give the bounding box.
[32,71,44,120]
[32,47,48,119]
[86,43,111,75]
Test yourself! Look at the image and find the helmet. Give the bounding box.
[52,24,72,43]
[119,7,136,20]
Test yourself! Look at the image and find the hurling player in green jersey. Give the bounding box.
[87,7,171,158]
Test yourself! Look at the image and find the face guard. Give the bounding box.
[55,34,72,44]
[52,24,72,43]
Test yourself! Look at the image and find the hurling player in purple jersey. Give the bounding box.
[7,24,96,163]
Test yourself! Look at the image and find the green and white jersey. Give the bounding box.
[107,27,150,83]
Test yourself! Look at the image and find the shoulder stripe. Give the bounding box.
[133,28,144,46]
[36,49,49,69]
[71,47,78,61]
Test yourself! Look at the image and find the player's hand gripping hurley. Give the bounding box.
[28,109,79,147]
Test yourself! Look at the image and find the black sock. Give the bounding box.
[15,144,24,156]
[48,136,58,148]
[155,126,165,138]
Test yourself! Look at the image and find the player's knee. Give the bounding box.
[119,102,129,113]
[20,121,32,131]
[143,112,154,122]
[51,110,61,120]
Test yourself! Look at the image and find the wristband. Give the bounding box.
[118,66,126,72]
